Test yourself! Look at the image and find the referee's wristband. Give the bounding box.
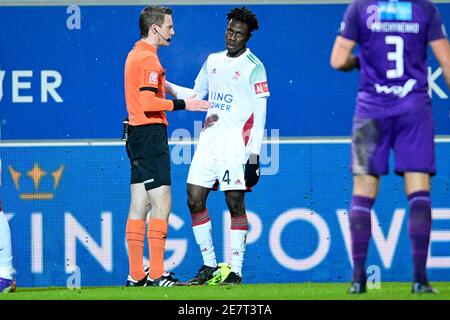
[172,99,186,111]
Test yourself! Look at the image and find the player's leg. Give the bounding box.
[124,125,153,286]
[349,175,379,293]
[125,183,151,286]
[217,161,248,285]
[0,208,16,293]
[125,124,174,286]
[186,149,221,284]
[394,109,436,293]
[187,183,217,266]
[146,184,180,286]
[141,124,180,286]
[221,190,247,285]
[404,173,435,293]
[187,183,220,284]
[348,117,390,293]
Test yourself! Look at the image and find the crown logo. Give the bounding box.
[8,163,64,200]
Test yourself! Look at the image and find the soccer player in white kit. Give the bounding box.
[0,160,16,293]
[186,7,270,285]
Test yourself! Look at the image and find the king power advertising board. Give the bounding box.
[1,141,450,287]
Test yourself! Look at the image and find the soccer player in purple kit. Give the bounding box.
[330,0,450,294]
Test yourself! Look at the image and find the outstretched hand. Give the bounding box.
[185,94,212,112]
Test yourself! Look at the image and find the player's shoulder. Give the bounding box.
[127,45,158,64]
[347,0,369,10]
[414,0,439,13]
[415,0,438,7]
[243,49,265,67]
[243,50,267,77]
[136,50,161,70]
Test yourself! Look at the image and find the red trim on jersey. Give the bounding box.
[242,113,254,146]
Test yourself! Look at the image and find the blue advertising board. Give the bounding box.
[1,141,450,287]
[0,3,449,140]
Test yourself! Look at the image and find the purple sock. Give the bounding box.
[349,195,374,284]
[408,191,432,284]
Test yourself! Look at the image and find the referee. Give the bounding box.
[123,5,211,287]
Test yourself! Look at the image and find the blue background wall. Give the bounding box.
[0,4,449,140]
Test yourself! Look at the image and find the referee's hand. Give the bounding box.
[185,93,212,112]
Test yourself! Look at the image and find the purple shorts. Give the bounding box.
[350,110,436,176]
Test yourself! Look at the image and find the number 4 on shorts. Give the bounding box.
[222,170,230,185]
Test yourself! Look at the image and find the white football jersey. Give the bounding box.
[193,48,270,162]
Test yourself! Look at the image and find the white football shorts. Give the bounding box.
[187,156,246,191]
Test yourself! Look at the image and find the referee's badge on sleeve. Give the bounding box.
[145,71,159,85]
[254,82,269,94]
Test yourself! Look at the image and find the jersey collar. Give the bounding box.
[136,40,157,54]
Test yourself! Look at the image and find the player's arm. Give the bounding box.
[331,0,359,72]
[165,80,211,111]
[250,97,267,157]
[248,64,269,157]
[428,6,450,89]
[139,58,210,112]
[330,35,359,71]
[165,80,196,99]
[164,80,178,98]
[245,63,269,188]
[137,58,180,111]
[139,86,185,111]
[245,97,266,188]
[140,83,210,112]
[430,39,450,90]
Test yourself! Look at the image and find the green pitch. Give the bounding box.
[1,282,449,300]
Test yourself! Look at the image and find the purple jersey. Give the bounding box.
[340,0,447,118]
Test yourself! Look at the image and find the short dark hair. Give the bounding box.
[226,7,259,34]
[139,5,173,38]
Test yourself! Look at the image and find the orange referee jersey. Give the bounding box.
[124,40,175,126]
